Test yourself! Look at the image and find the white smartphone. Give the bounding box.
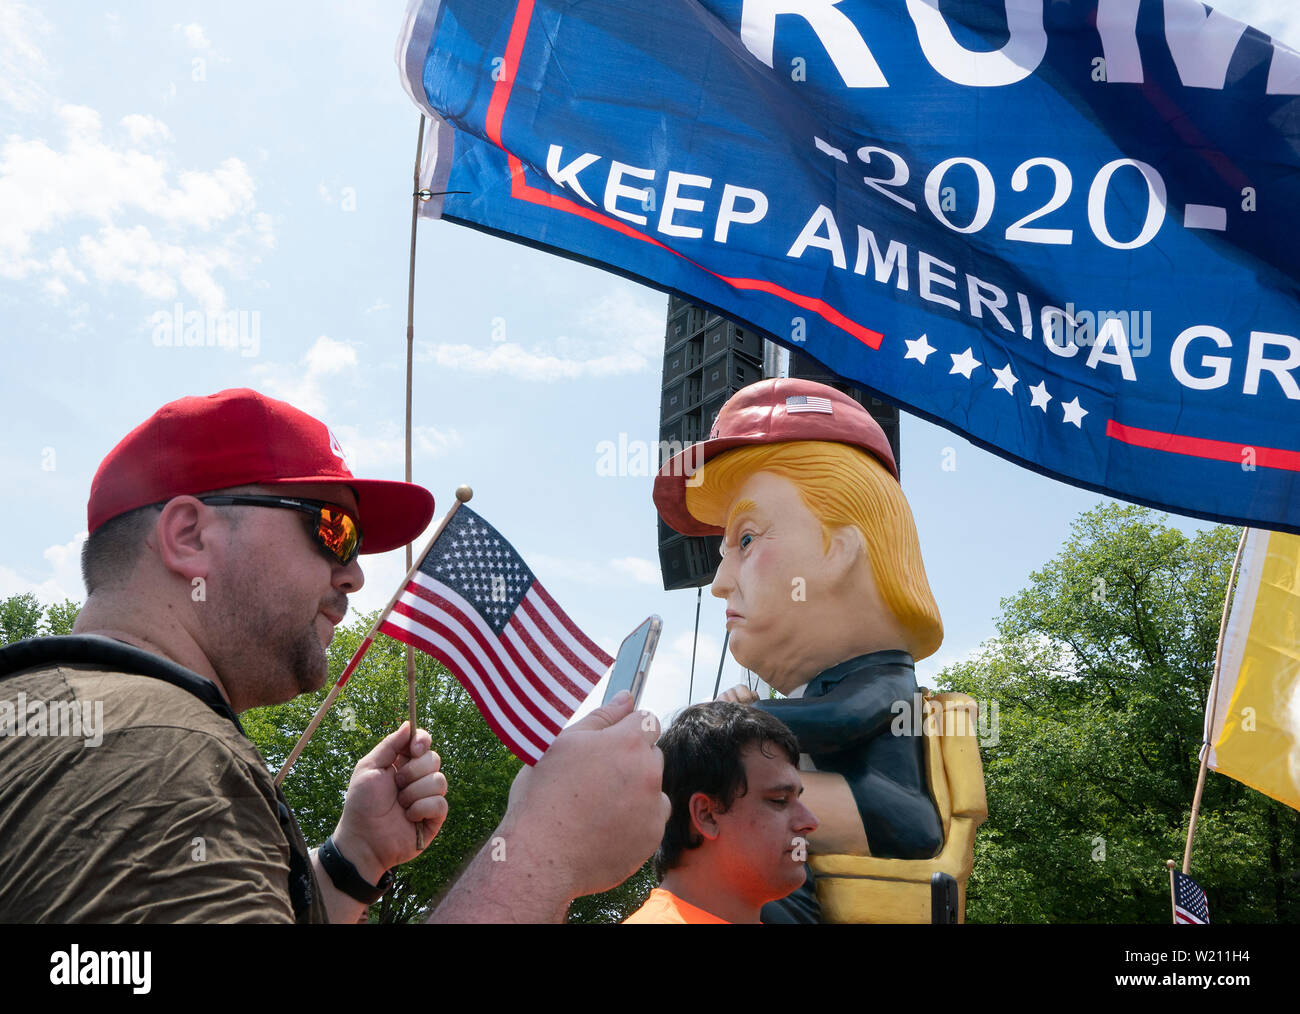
[602,615,662,708]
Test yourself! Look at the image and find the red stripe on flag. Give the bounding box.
[484,0,534,149]
[715,276,883,351]
[530,581,613,668]
[494,621,583,713]
[401,581,570,728]
[1106,419,1300,472]
[505,607,589,701]
[477,1,884,352]
[387,601,553,754]
[402,576,580,714]
[395,590,562,738]
[380,617,541,764]
[518,593,603,690]
[505,156,884,351]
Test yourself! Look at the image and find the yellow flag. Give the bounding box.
[1206,528,1300,811]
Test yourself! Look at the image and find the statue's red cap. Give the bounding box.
[87,388,435,554]
[653,378,898,537]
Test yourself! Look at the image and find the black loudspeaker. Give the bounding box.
[657,297,766,591]
[787,350,902,475]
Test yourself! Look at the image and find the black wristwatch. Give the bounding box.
[317,836,393,904]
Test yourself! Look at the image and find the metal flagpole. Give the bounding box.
[274,487,473,787]
[688,586,701,704]
[712,630,730,699]
[404,116,427,847]
[1180,526,1250,875]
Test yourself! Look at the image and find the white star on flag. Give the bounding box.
[949,347,981,379]
[1061,396,1089,427]
[1029,380,1052,411]
[992,363,1018,394]
[904,334,936,364]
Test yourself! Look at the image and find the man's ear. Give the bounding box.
[825,524,866,585]
[155,497,217,583]
[688,791,723,842]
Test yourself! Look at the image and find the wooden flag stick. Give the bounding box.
[274,486,474,788]
[1180,526,1249,873]
[404,116,427,848]
[1166,859,1178,925]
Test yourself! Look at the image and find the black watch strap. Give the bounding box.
[318,836,392,904]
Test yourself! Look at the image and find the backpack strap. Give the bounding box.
[0,634,241,728]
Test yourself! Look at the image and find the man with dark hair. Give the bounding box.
[624,700,817,924]
[0,388,668,923]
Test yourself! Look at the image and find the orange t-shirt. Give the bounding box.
[622,888,730,924]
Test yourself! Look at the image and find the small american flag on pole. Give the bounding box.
[379,505,612,764]
[1173,871,1210,925]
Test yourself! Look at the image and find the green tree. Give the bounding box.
[0,593,44,645]
[0,595,81,645]
[938,504,1299,923]
[43,600,81,636]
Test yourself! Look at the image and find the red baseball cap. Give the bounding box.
[654,378,898,537]
[88,388,435,555]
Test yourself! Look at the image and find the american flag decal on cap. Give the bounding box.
[786,395,833,414]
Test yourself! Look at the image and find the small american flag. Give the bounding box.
[380,505,612,764]
[785,394,833,414]
[1173,871,1210,924]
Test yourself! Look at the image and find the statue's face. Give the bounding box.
[710,470,833,694]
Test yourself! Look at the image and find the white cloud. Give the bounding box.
[120,113,172,145]
[0,532,87,605]
[417,287,665,380]
[248,337,461,472]
[0,1,51,113]
[577,290,665,359]
[330,422,463,470]
[609,556,660,585]
[420,341,649,381]
[79,224,233,308]
[304,333,358,375]
[249,335,358,416]
[0,103,267,311]
[178,22,210,50]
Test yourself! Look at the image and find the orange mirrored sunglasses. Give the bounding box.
[196,495,362,564]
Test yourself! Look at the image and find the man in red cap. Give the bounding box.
[0,389,667,923]
[654,378,949,923]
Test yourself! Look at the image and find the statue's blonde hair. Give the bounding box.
[685,441,943,660]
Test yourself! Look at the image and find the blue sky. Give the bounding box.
[2,0,1296,725]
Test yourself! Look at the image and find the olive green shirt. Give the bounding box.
[0,660,327,923]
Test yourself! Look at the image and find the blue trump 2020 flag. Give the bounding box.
[397,0,1300,534]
